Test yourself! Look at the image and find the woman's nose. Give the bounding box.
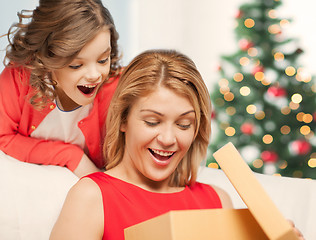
[157,127,176,147]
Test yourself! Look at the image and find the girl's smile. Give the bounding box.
[77,77,102,96]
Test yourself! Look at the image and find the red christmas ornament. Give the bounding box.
[240,122,255,135]
[239,39,254,51]
[313,112,316,122]
[267,86,287,97]
[252,65,264,75]
[216,64,222,71]
[291,140,311,155]
[211,111,216,119]
[261,150,279,163]
[235,10,243,19]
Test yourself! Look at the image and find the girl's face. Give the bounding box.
[51,29,111,111]
[120,86,196,191]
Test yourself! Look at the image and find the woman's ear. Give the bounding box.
[120,122,126,132]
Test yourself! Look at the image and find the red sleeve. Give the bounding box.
[0,66,83,171]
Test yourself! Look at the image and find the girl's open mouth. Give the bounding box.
[77,84,98,95]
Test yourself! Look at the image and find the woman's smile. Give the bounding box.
[148,148,176,166]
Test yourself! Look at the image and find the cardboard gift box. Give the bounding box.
[124,208,268,240]
[124,142,299,240]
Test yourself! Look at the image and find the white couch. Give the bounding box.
[1,150,315,239]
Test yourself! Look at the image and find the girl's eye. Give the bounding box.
[144,121,159,127]
[69,64,82,70]
[98,58,109,64]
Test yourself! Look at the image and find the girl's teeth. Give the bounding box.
[77,84,97,94]
[82,84,96,88]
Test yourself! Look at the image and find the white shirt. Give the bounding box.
[31,100,93,151]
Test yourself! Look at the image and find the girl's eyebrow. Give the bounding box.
[140,109,195,116]
[101,47,111,55]
[74,47,111,60]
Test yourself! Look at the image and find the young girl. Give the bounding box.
[50,49,233,240]
[0,0,121,177]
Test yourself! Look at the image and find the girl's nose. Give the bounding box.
[86,64,101,81]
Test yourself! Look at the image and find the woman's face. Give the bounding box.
[51,29,111,111]
[120,86,196,190]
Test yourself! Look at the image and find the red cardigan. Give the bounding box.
[0,66,119,171]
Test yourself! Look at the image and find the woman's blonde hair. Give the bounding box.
[4,0,121,108]
[105,49,212,187]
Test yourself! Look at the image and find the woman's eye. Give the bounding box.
[144,121,159,127]
[98,58,109,64]
[177,123,192,130]
[69,64,82,70]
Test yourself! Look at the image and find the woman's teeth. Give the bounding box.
[149,149,175,165]
[150,149,174,158]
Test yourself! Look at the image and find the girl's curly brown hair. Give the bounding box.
[4,0,121,109]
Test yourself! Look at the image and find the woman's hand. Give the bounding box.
[73,154,101,178]
[288,220,304,240]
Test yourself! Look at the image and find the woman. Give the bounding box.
[50,49,231,240]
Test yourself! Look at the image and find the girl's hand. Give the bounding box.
[73,154,101,178]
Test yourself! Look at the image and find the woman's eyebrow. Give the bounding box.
[140,109,163,116]
[180,110,195,116]
[140,109,195,116]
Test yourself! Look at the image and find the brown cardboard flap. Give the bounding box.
[124,208,268,240]
[213,142,299,240]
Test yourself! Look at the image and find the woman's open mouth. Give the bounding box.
[149,148,175,166]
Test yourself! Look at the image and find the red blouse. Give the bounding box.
[85,172,222,240]
[0,66,119,170]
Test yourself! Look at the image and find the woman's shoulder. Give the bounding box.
[191,182,233,209]
[50,175,104,239]
[210,185,233,209]
[68,176,102,204]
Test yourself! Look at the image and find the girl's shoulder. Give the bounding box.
[0,65,31,86]
[96,72,121,100]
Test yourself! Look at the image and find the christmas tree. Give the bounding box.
[207,0,316,179]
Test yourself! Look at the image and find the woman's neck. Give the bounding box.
[105,166,184,194]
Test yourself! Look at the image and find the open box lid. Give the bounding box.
[212,142,299,240]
